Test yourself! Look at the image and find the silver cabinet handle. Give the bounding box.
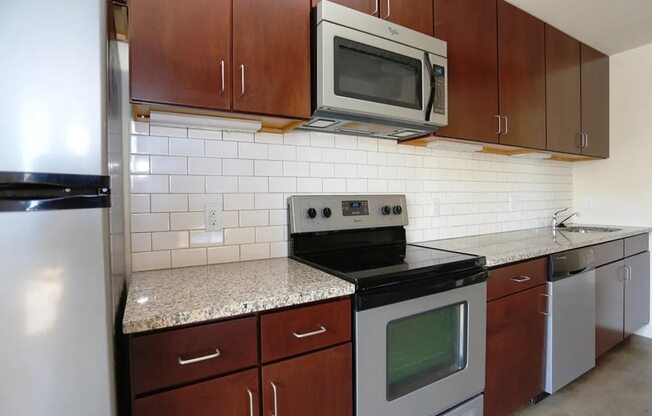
[495,115,502,135]
[384,0,391,19]
[271,382,279,416]
[372,0,379,16]
[585,133,589,149]
[502,116,508,135]
[539,293,551,316]
[511,276,531,283]
[247,389,254,416]
[177,348,220,365]
[219,60,225,94]
[292,326,327,338]
[618,266,627,282]
[240,64,245,97]
[626,265,633,282]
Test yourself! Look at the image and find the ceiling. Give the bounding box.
[506,0,652,55]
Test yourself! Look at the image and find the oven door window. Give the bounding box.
[386,301,468,401]
[334,37,423,110]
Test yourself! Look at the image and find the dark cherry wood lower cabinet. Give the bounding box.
[485,285,547,416]
[262,343,353,416]
[134,369,259,416]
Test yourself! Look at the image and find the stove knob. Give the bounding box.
[322,207,332,218]
[307,208,317,219]
[381,205,392,215]
[393,205,403,215]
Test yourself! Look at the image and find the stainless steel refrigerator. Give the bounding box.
[0,0,124,415]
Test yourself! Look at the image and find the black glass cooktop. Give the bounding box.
[295,243,484,290]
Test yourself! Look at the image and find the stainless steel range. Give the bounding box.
[288,195,487,416]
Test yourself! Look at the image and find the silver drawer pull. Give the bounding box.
[292,326,327,339]
[539,293,551,316]
[511,276,531,283]
[247,388,254,416]
[271,382,279,416]
[177,348,221,365]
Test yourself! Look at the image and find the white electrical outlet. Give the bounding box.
[584,197,595,209]
[205,203,222,231]
[432,197,440,216]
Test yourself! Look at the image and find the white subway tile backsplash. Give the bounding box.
[239,177,269,193]
[170,212,205,230]
[131,135,168,155]
[207,245,240,264]
[206,140,238,158]
[171,248,207,268]
[131,175,168,193]
[151,125,187,138]
[240,243,270,261]
[132,251,171,272]
[224,227,256,245]
[152,231,189,250]
[224,193,255,210]
[150,156,187,174]
[131,213,170,232]
[130,194,150,213]
[169,175,205,193]
[223,159,254,176]
[128,120,574,271]
[170,138,205,157]
[151,194,188,212]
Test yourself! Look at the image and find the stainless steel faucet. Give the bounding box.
[552,208,580,228]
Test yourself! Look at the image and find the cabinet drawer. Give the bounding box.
[594,239,624,267]
[134,368,259,416]
[131,316,257,395]
[261,298,351,363]
[625,234,649,257]
[488,257,548,301]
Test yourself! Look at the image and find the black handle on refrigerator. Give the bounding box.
[0,172,111,212]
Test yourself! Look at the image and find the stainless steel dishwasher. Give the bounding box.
[545,246,597,394]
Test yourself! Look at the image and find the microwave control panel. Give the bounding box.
[433,65,446,115]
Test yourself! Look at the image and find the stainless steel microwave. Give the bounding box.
[300,0,448,141]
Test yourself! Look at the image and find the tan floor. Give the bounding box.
[515,335,652,416]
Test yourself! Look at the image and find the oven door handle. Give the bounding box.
[424,53,436,122]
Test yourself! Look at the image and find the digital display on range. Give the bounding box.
[342,200,369,216]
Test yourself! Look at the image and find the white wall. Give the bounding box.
[573,42,652,338]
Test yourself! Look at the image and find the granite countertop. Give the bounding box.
[122,257,354,334]
[419,225,651,267]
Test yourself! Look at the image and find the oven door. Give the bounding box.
[317,20,445,125]
[355,281,486,416]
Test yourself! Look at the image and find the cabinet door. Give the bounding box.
[129,0,231,110]
[497,0,546,150]
[485,285,547,416]
[596,260,625,358]
[379,0,434,35]
[262,343,353,416]
[545,25,582,155]
[134,369,259,416]
[434,0,499,143]
[233,0,311,119]
[625,251,651,337]
[581,44,610,158]
[312,0,378,15]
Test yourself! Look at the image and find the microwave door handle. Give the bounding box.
[424,53,436,122]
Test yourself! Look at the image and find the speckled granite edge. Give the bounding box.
[483,228,651,267]
[122,258,355,334]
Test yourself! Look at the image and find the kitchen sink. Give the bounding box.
[558,226,622,233]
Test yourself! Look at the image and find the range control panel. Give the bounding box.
[288,195,408,234]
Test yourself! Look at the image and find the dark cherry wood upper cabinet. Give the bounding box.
[380,0,434,35]
[545,25,582,155]
[485,284,547,416]
[581,44,610,158]
[134,369,259,416]
[312,0,378,15]
[497,0,546,150]
[233,0,311,119]
[129,0,232,111]
[434,0,499,143]
[262,344,353,416]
